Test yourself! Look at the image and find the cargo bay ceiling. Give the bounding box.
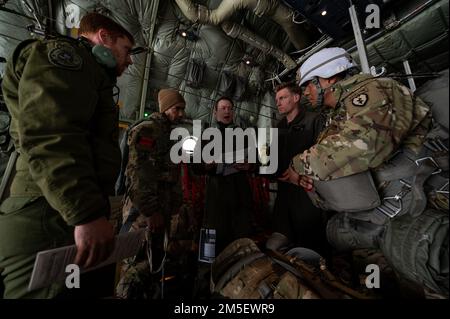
[0,0,449,127]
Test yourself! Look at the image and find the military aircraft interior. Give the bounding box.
[0,0,448,301]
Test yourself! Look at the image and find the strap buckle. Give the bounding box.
[415,157,442,175]
[436,180,449,195]
[376,180,411,218]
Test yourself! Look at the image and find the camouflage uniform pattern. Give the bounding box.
[122,112,183,221]
[117,113,199,299]
[292,74,432,180]
[290,73,448,296]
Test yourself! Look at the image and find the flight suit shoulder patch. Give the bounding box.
[137,136,156,150]
[48,42,82,70]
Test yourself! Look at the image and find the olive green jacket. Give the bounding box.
[1,38,121,226]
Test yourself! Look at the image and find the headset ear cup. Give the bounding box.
[91,45,117,69]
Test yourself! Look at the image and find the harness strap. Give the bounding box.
[119,206,140,234]
[374,139,448,219]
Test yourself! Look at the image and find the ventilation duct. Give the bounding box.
[175,0,303,69]
[221,21,296,70]
[174,0,310,50]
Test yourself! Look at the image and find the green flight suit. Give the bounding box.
[0,37,121,298]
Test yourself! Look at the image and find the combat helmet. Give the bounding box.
[297,47,356,86]
[297,47,357,108]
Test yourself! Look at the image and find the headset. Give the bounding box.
[91,44,117,69]
[78,36,117,69]
[79,36,147,69]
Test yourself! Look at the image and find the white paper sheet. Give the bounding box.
[28,229,145,292]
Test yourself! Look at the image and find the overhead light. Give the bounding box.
[178,29,198,41]
[242,56,257,67]
[321,10,327,16]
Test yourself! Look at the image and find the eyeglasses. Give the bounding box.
[129,47,148,55]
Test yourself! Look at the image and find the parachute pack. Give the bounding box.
[211,238,375,299]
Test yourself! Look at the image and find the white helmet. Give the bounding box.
[297,47,356,86]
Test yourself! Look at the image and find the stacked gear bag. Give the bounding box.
[386,71,450,295]
[211,238,375,299]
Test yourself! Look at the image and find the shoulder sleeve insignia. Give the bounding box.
[48,43,82,70]
[138,136,156,150]
[352,93,368,107]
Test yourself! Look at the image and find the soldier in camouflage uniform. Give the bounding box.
[281,47,448,295]
[121,88,186,232]
[0,13,134,298]
[116,89,188,299]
